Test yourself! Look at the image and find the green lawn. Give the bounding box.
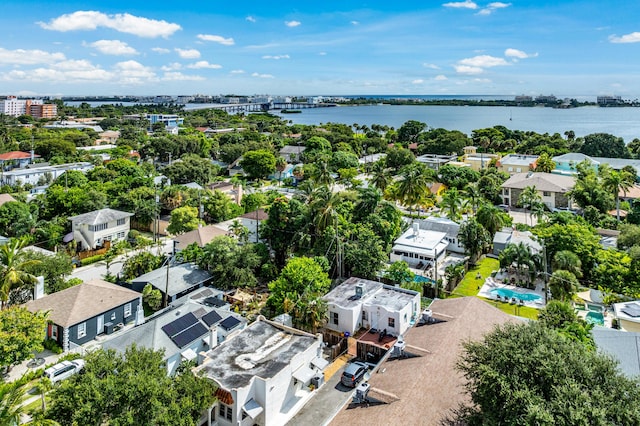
[450,257,539,320]
[451,257,500,297]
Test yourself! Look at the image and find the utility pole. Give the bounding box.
[542,241,549,304]
[163,241,178,308]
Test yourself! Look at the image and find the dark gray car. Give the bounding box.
[341,361,368,387]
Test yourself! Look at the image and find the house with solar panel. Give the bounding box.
[194,316,327,426]
[613,301,640,333]
[131,263,213,304]
[102,300,245,375]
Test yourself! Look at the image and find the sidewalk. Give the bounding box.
[4,349,63,383]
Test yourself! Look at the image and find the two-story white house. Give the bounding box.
[194,317,326,426]
[68,208,133,250]
[390,223,449,269]
[0,162,94,187]
[323,277,421,338]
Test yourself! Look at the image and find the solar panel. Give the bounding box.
[202,311,222,327]
[220,316,241,331]
[204,297,226,308]
[622,304,640,318]
[161,312,199,338]
[171,322,208,348]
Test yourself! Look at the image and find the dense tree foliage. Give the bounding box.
[46,346,216,426]
[453,321,640,425]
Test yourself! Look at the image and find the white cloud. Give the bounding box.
[175,48,201,59]
[113,60,156,84]
[609,32,640,43]
[89,40,137,55]
[262,55,290,60]
[434,74,448,80]
[318,52,327,56]
[505,48,538,59]
[423,63,440,69]
[152,47,170,54]
[197,34,235,45]
[0,47,66,65]
[162,72,205,81]
[459,55,509,67]
[187,61,222,69]
[412,79,424,84]
[477,2,511,15]
[38,11,181,38]
[351,21,359,25]
[246,16,256,23]
[443,1,478,9]
[454,65,484,74]
[251,72,274,78]
[161,62,182,71]
[285,20,301,27]
[230,69,245,74]
[473,78,492,83]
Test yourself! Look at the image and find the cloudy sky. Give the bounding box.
[1,1,640,96]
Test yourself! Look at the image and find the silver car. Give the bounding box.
[341,361,368,387]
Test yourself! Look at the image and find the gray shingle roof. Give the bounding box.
[501,172,575,193]
[68,208,133,225]
[132,263,212,297]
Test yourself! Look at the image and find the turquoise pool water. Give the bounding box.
[585,311,605,326]
[413,274,435,284]
[490,288,541,302]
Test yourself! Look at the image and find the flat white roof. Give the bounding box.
[394,228,447,251]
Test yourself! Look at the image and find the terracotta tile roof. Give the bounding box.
[0,151,39,161]
[330,297,516,426]
[174,224,228,247]
[25,279,140,327]
[0,193,17,206]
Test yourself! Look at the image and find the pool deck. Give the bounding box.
[478,276,547,309]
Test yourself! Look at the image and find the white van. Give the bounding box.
[44,359,85,383]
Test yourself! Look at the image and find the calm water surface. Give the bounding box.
[274,105,640,142]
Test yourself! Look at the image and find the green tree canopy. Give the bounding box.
[241,149,277,180]
[453,321,640,426]
[167,206,202,235]
[0,306,48,370]
[46,346,216,426]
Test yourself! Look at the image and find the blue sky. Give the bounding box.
[1,1,640,97]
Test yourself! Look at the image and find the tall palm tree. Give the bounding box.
[0,382,28,426]
[396,163,433,216]
[368,160,392,192]
[309,186,350,235]
[603,169,634,221]
[0,238,40,309]
[275,156,288,183]
[441,187,463,221]
[518,185,542,226]
[464,183,483,214]
[354,187,383,220]
[309,161,333,187]
[476,203,508,239]
[553,250,582,278]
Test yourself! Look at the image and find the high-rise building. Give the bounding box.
[0,96,55,118]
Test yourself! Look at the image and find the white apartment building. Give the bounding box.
[0,96,43,117]
[0,162,94,187]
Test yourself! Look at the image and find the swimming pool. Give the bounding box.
[585,311,604,326]
[490,288,541,302]
[413,274,435,284]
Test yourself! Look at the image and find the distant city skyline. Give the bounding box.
[1,1,640,97]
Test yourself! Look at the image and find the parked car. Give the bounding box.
[498,204,510,212]
[341,361,368,388]
[44,359,85,383]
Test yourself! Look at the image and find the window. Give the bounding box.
[124,303,132,318]
[110,312,116,321]
[362,310,368,321]
[388,318,395,328]
[332,312,339,325]
[117,231,125,239]
[77,322,86,339]
[89,223,108,232]
[508,167,513,172]
[543,191,551,197]
[117,218,126,226]
[219,404,232,421]
[516,167,522,172]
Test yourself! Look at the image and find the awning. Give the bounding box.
[311,357,329,371]
[181,348,197,361]
[243,399,264,419]
[293,366,315,384]
[63,232,75,243]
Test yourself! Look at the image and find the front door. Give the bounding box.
[97,315,104,335]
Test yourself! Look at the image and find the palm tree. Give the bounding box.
[603,169,634,221]
[396,163,433,216]
[553,250,582,278]
[309,186,350,235]
[228,219,250,243]
[476,203,508,239]
[0,238,40,309]
[464,183,483,214]
[309,161,333,187]
[354,187,383,220]
[0,382,26,426]
[441,187,463,221]
[275,156,288,183]
[368,160,392,192]
[549,270,579,301]
[518,185,542,226]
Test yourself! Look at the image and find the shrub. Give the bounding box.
[43,338,63,354]
[81,254,105,266]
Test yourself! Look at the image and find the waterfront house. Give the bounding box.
[553,152,640,180]
[496,154,539,175]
